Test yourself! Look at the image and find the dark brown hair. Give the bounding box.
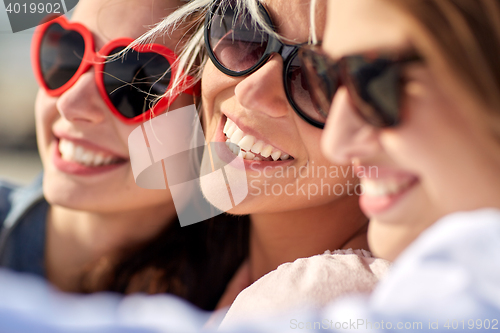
[385,0,500,112]
[82,214,249,311]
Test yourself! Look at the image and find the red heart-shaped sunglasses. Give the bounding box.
[32,15,199,124]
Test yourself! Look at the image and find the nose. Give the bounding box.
[321,87,382,164]
[234,54,289,118]
[56,69,107,124]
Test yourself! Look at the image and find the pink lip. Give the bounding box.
[223,113,292,157]
[356,165,419,216]
[53,131,128,160]
[359,184,416,215]
[214,115,295,171]
[52,141,127,176]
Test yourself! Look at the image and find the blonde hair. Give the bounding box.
[127,0,321,106]
[125,0,273,101]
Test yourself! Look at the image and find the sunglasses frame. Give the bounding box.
[32,15,198,124]
[299,45,423,128]
[204,0,325,129]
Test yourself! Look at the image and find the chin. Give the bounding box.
[43,181,96,211]
[367,211,435,261]
[42,172,111,212]
[367,221,405,261]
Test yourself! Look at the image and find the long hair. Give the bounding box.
[82,214,249,310]
[385,0,500,113]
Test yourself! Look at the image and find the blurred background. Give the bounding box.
[0,7,42,185]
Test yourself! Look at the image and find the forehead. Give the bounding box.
[71,0,184,50]
[324,0,412,58]
[261,0,326,42]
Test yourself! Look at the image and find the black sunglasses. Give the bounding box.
[299,45,423,128]
[204,0,325,128]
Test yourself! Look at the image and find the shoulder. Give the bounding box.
[250,249,390,297]
[0,179,19,227]
[221,250,391,327]
[0,175,45,230]
[368,209,500,318]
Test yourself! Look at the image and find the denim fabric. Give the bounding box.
[0,174,48,278]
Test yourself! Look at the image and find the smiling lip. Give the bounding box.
[52,143,127,176]
[357,167,419,216]
[51,134,128,176]
[214,114,295,170]
[53,132,128,160]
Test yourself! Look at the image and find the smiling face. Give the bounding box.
[200,0,361,215]
[35,0,193,213]
[321,0,500,260]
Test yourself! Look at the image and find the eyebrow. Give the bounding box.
[327,43,420,61]
[261,3,312,44]
[260,3,279,32]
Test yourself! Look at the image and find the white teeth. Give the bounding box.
[271,150,282,161]
[58,139,118,167]
[230,128,244,144]
[362,178,412,197]
[260,144,273,158]
[93,154,104,166]
[387,181,399,194]
[226,123,237,138]
[250,140,265,155]
[245,152,255,160]
[223,118,292,161]
[224,118,234,134]
[230,144,239,155]
[238,135,255,152]
[82,151,94,166]
[240,151,257,161]
[59,140,74,161]
[75,146,85,161]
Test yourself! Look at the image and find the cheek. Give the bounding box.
[201,61,237,138]
[382,80,460,172]
[302,122,335,164]
[114,120,139,154]
[35,90,59,161]
[379,86,475,207]
[201,61,221,116]
[201,60,238,111]
[302,125,357,187]
[304,128,329,163]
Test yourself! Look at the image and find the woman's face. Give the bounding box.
[201,0,360,215]
[322,0,500,260]
[35,0,193,213]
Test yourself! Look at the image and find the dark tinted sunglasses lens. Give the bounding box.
[103,47,172,119]
[298,50,340,124]
[287,54,328,125]
[39,23,85,90]
[208,5,268,73]
[344,56,400,127]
